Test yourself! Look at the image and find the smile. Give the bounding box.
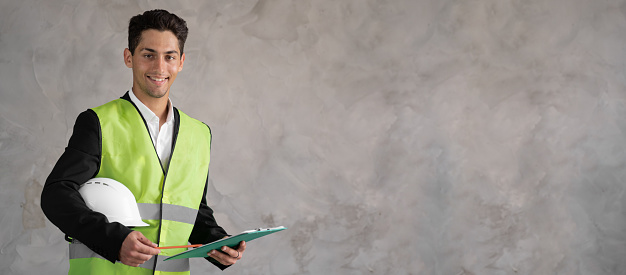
[148,76,168,84]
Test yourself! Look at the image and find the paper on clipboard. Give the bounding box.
[164,226,287,261]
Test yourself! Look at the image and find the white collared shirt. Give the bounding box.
[128,89,175,171]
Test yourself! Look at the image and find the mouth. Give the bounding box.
[147,75,168,85]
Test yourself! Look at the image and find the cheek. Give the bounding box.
[133,67,145,78]
[171,64,182,74]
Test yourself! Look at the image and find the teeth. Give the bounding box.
[150,76,165,81]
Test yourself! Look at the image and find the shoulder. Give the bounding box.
[73,109,100,133]
[175,108,211,131]
[71,96,132,138]
[91,98,130,113]
[67,109,102,156]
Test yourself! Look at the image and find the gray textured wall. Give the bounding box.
[2,0,626,274]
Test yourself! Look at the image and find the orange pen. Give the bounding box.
[157,244,202,249]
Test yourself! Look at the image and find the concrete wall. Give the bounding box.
[2,0,626,274]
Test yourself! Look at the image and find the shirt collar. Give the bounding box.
[128,89,174,124]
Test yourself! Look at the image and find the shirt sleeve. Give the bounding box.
[40,109,132,263]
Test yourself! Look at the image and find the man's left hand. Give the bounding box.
[208,241,246,266]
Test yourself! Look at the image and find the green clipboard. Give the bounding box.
[164,226,287,261]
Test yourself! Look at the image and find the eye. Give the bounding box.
[166,55,176,60]
[143,54,153,59]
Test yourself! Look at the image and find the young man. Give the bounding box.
[41,9,244,274]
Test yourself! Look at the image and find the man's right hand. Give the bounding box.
[119,231,161,267]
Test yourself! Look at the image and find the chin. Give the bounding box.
[144,88,168,99]
[150,92,167,98]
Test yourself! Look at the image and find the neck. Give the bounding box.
[131,88,169,126]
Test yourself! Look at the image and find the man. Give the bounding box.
[41,9,244,274]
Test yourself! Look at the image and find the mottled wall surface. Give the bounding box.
[2,0,626,274]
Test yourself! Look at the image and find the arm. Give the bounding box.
[187,123,244,268]
[40,110,132,262]
[189,177,229,243]
[188,175,233,270]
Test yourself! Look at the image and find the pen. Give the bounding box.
[157,244,202,249]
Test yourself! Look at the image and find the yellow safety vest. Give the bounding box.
[68,98,211,275]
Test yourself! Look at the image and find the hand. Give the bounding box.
[119,231,161,267]
[208,241,246,266]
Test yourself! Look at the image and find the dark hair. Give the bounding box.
[128,9,188,55]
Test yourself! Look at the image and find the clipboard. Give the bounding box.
[164,226,287,261]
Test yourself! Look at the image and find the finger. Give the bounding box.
[220,246,240,259]
[135,243,161,256]
[237,241,246,253]
[120,231,159,267]
[208,250,237,265]
[126,258,146,267]
[124,249,153,264]
[121,253,151,267]
[137,235,158,248]
[133,234,160,255]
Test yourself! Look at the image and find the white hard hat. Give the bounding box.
[79,178,150,227]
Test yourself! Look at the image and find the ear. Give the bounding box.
[124,48,133,68]
[178,52,185,72]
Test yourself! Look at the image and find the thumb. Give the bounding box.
[135,232,157,248]
[137,236,161,255]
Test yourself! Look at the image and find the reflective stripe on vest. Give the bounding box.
[69,98,211,274]
[136,203,199,225]
[69,239,190,272]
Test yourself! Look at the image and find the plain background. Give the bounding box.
[2,0,626,274]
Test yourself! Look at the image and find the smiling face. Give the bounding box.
[124,29,185,100]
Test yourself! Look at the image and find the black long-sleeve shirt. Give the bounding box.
[41,94,229,269]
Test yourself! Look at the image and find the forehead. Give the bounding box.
[137,29,180,53]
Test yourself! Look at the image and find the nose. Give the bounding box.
[153,56,166,73]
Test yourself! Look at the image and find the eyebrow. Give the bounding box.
[140,48,180,55]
